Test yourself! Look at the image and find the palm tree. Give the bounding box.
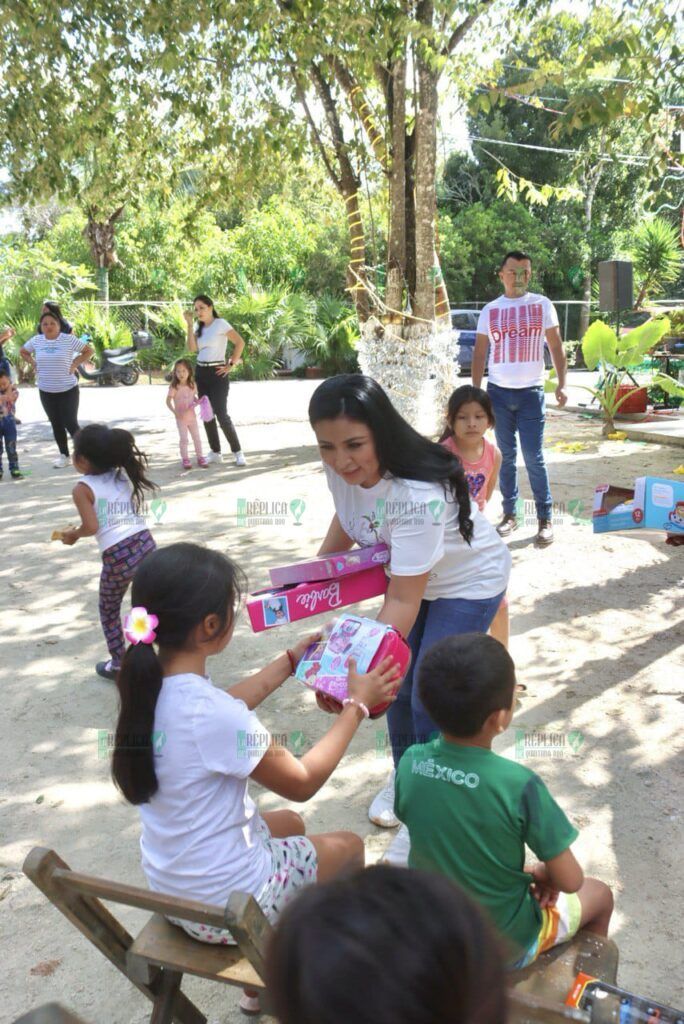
[630,217,682,309]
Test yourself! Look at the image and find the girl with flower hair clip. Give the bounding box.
[113,542,401,1015]
[57,423,157,681]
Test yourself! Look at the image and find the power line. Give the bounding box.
[469,134,682,171]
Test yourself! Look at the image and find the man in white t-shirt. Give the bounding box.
[472,251,567,547]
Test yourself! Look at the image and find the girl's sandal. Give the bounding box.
[239,990,261,1016]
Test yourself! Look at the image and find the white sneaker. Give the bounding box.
[53,454,69,469]
[382,823,410,866]
[234,451,246,466]
[205,451,222,464]
[368,770,399,828]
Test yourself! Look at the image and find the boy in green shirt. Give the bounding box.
[394,633,613,967]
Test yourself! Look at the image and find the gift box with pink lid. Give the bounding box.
[246,565,389,633]
[269,543,389,587]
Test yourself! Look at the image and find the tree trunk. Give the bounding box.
[386,50,407,315]
[306,63,370,322]
[83,207,124,303]
[343,187,371,322]
[578,163,604,340]
[413,2,439,322]
[404,129,417,303]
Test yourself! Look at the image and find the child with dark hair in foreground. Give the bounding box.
[266,864,507,1024]
[395,633,613,968]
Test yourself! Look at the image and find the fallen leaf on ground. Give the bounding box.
[30,959,62,976]
[554,442,589,453]
[607,431,628,440]
[674,466,684,475]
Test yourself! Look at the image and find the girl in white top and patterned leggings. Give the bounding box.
[183,294,247,466]
[58,424,157,680]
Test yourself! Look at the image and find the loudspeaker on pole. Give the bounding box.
[598,261,633,311]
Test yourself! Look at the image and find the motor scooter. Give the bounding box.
[77,331,151,386]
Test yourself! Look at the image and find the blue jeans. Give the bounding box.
[487,383,552,520]
[386,592,506,767]
[0,415,18,471]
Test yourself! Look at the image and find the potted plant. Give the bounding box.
[554,316,684,435]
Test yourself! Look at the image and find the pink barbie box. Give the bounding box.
[295,614,410,719]
[269,543,390,588]
[246,565,389,633]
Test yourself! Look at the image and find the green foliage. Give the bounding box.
[69,301,133,359]
[629,218,683,306]
[292,294,360,374]
[2,315,37,382]
[0,241,95,325]
[441,199,582,303]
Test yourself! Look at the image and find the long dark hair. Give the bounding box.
[193,293,218,338]
[266,865,508,1024]
[112,544,246,805]
[309,374,473,544]
[439,385,495,443]
[73,424,157,512]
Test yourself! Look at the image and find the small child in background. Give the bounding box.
[266,864,507,1024]
[0,328,16,379]
[395,633,613,969]
[0,370,22,479]
[441,386,508,646]
[166,359,207,469]
[58,424,157,680]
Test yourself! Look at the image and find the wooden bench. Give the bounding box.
[24,847,619,1024]
[508,931,619,1024]
[23,847,271,1024]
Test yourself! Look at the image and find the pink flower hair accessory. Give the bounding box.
[124,606,159,645]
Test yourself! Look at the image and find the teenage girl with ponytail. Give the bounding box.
[112,543,400,1012]
[307,374,511,864]
[59,424,157,681]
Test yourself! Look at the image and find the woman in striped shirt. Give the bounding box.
[20,311,93,468]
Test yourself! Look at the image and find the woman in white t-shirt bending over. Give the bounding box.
[183,294,247,466]
[309,375,511,861]
[112,542,399,1014]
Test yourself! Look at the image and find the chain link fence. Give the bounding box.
[69,300,182,332]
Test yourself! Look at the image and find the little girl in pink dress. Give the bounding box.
[441,385,509,647]
[166,359,208,469]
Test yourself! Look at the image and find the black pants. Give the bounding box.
[195,364,242,454]
[39,386,80,456]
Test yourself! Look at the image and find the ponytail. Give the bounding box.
[111,543,247,806]
[113,644,163,804]
[73,424,157,512]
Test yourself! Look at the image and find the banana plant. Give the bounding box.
[545,317,684,435]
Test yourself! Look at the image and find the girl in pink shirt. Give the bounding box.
[166,359,208,470]
[441,386,508,646]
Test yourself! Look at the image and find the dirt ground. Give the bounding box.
[1,380,683,1023]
